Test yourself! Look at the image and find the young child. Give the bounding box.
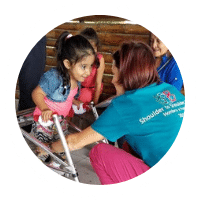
[71,28,105,113]
[32,31,95,143]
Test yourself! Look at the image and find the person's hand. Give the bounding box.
[41,109,53,122]
[111,73,119,86]
[73,99,83,109]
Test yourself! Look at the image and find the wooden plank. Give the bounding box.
[15,90,20,99]
[100,44,119,53]
[46,46,56,57]
[101,52,113,64]
[72,15,127,22]
[46,29,78,39]
[47,29,149,46]
[46,38,56,47]
[102,74,113,84]
[98,32,149,46]
[56,23,99,32]
[104,63,112,74]
[46,46,117,63]
[55,23,149,35]
[46,56,57,66]
[98,24,149,34]
[102,83,116,95]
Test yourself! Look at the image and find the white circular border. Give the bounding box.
[4,0,197,199]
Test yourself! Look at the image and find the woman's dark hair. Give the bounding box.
[117,41,160,91]
[112,50,120,69]
[55,31,95,91]
[80,28,100,68]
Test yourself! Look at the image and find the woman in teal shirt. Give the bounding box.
[43,41,185,184]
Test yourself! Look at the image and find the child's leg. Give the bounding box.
[89,143,150,185]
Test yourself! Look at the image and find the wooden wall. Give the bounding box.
[45,22,150,101]
[15,21,151,101]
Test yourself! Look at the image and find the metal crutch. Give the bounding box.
[52,114,79,182]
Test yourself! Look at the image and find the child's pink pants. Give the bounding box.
[89,143,150,185]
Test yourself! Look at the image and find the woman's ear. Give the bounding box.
[63,59,71,69]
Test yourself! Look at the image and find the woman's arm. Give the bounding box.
[32,85,53,122]
[51,126,104,152]
[93,57,105,105]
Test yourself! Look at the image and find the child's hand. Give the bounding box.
[83,103,91,112]
[41,109,53,122]
[73,100,83,109]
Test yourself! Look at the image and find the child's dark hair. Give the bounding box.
[80,28,100,49]
[80,28,100,68]
[55,31,95,91]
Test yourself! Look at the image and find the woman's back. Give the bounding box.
[92,82,185,167]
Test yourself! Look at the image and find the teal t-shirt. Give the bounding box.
[91,82,185,167]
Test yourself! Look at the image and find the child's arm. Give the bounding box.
[93,57,105,105]
[32,86,53,122]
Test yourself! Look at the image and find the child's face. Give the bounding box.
[151,34,168,58]
[68,54,95,82]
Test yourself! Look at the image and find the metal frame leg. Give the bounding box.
[53,114,79,182]
[21,128,75,174]
[18,109,79,182]
[89,102,108,144]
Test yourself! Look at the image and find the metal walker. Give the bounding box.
[17,100,112,182]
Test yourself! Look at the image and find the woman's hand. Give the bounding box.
[41,109,53,122]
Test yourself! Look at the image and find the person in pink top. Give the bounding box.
[31,31,96,145]
[71,28,105,112]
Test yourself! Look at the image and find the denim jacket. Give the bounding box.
[39,68,80,102]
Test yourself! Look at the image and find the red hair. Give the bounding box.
[118,41,160,91]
